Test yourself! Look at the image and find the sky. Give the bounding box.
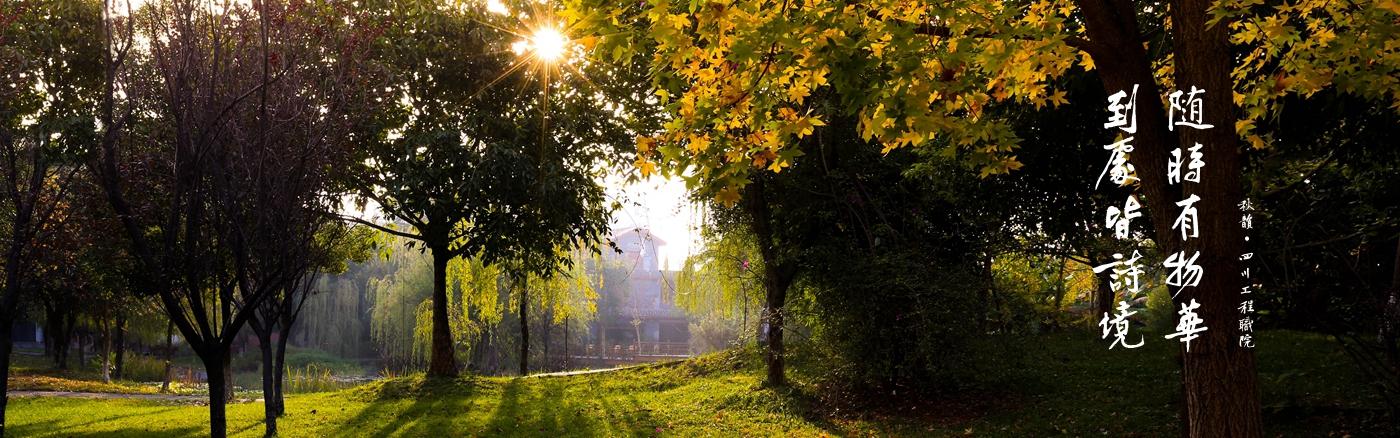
[606,177,701,271]
[345,175,701,272]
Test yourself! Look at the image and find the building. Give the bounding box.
[585,227,690,366]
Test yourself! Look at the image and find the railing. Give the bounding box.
[584,342,690,358]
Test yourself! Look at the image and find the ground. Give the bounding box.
[5,330,1392,437]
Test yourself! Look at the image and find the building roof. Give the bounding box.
[611,226,667,247]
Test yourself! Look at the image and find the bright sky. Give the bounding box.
[345,176,701,271]
[607,177,701,271]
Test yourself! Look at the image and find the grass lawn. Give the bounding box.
[6,330,1392,437]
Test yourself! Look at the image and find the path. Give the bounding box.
[10,390,215,403]
[528,362,669,378]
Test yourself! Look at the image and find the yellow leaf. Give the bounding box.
[1379,0,1400,14]
[715,186,741,207]
[688,134,711,152]
[636,135,656,153]
[768,158,790,173]
[1235,119,1254,134]
[1247,134,1268,150]
[1078,53,1095,71]
[636,158,656,177]
[778,107,798,120]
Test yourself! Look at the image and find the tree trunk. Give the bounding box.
[101,317,112,384]
[251,316,277,437]
[0,312,15,438]
[275,316,293,417]
[0,138,37,438]
[519,275,530,376]
[57,313,72,370]
[1095,270,1115,323]
[1074,0,1182,254]
[1074,0,1265,434]
[77,330,85,367]
[204,350,230,438]
[1169,0,1264,435]
[113,313,127,380]
[428,248,457,377]
[223,353,235,404]
[47,304,73,370]
[161,322,174,393]
[42,301,56,361]
[745,176,793,387]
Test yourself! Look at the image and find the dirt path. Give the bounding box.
[529,365,644,377]
[9,390,210,403]
[529,359,688,378]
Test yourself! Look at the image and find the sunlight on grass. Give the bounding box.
[5,331,1391,437]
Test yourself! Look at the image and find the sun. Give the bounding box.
[529,26,569,63]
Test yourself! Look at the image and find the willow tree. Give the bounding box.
[675,226,764,343]
[567,0,1399,434]
[517,249,598,373]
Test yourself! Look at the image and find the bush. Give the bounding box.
[230,346,366,375]
[283,347,367,375]
[120,353,168,382]
[796,248,981,392]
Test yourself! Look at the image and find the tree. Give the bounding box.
[511,249,597,374]
[0,0,101,433]
[366,236,436,370]
[90,1,366,435]
[569,0,1398,433]
[339,0,636,377]
[26,172,133,382]
[675,226,764,349]
[248,224,374,436]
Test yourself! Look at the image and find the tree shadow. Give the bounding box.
[336,376,482,437]
[7,417,205,437]
[6,405,191,437]
[483,377,657,436]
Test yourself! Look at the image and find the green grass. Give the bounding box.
[6,330,1392,437]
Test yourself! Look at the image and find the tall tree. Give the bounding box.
[0,0,101,433]
[339,0,637,377]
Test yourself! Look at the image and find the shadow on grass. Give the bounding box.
[7,410,204,438]
[331,374,666,436]
[335,376,481,436]
[461,376,659,436]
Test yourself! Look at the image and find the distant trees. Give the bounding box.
[674,227,764,351]
[320,235,597,375]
